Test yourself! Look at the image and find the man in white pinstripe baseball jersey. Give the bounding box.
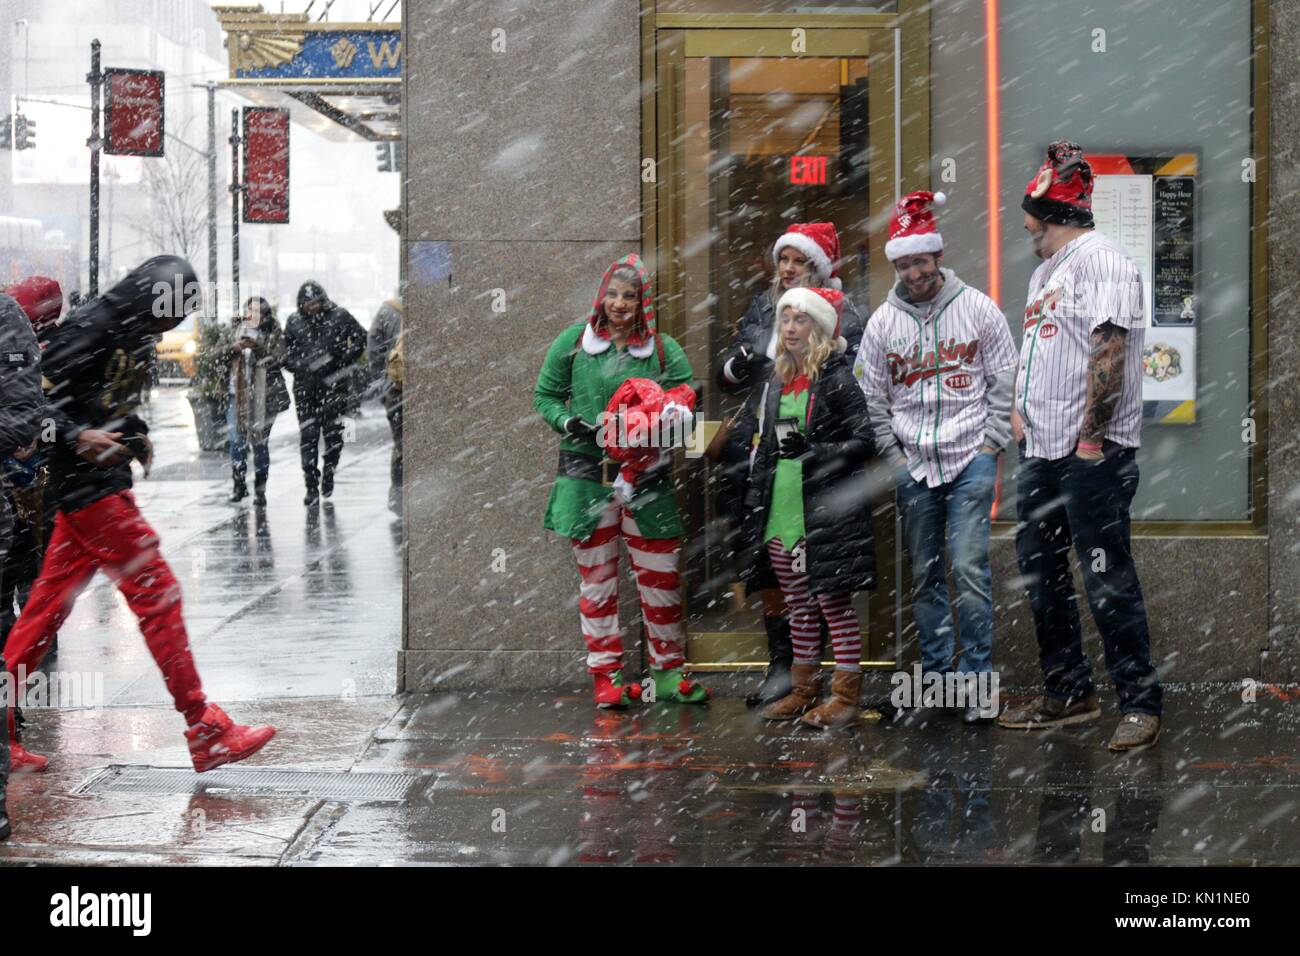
[855,191,1018,724]
[998,142,1163,752]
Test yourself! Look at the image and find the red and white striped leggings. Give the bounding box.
[571,499,685,674]
[766,538,862,668]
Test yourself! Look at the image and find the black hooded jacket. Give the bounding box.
[282,284,366,401]
[40,256,196,512]
[734,354,879,597]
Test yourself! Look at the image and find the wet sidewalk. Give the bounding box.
[3,387,1298,865]
[4,683,1299,866]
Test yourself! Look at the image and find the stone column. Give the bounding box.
[1267,0,1299,682]
[401,0,642,688]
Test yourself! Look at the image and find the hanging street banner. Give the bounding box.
[242,107,290,224]
[103,68,165,156]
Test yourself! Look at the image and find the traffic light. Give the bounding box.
[14,113,34,150]
[375,142,402,172]
[0,114,11,150]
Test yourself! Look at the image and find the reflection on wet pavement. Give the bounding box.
[3,389,1297,866]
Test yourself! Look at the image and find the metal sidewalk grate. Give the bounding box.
[74,765,424,803]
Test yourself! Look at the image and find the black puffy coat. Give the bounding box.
[715,289,867,396]
[282,302,366,413]
[736,355,878,597]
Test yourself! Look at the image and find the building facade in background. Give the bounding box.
[400,0,1294,691]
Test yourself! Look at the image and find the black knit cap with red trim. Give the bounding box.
[1022,140,1094,228]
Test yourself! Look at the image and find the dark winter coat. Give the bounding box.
[735,354,879,597]
[0,293,44,460]
[282,302,366,415]
[715,288,867,396]
[367,299,402,385]
[39,255,194,513]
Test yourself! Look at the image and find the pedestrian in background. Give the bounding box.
[283,281,366,506]
[223,297,291,506]
[367,293,403,515]
[0,281,46,841]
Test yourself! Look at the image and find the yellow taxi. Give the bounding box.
[155,314,200,379]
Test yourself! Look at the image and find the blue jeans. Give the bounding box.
[1014,441,1162,716]
[227,402,271,483]
[897,452,998,675]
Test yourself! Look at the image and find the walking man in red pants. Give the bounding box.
[4,257,276,775]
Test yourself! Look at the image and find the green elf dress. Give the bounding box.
[532,253,708,705]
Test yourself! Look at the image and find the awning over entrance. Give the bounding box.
[212,3,400,143]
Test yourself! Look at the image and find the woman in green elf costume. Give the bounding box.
[534,253,709,708]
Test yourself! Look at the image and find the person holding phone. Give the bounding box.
[714,222,867,708]
[735,286,878,728]
[534,254,708,709]
[223,297,291,506]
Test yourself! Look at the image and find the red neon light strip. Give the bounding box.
[985,0,1004,521]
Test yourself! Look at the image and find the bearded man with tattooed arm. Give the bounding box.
[998,141,1164,752]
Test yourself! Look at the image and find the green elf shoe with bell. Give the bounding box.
[649,667,710,705]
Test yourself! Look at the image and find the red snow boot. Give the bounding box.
[6,707,48,773]
[185,704,276,773]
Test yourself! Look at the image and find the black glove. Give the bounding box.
[564,416,599,440]
[778,430,815,461]
[739,344,768,377]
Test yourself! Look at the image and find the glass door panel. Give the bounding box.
[656,26,902,668]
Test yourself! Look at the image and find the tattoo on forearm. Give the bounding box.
[1080,322,1127,442]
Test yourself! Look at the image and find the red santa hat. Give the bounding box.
[772,222,842,290]
[772,286,847,356]
[6,275,63,333]
[1022,140,1094,227]
[885,191,946,261]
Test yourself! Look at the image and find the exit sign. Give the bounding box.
[790,155,828,185]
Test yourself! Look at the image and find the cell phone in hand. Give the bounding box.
[774,417,799,445]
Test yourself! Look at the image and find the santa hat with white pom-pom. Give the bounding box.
[772,222,843,290]
[885,190,947,261]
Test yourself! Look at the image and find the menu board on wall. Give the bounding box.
[1087,152,1199,425]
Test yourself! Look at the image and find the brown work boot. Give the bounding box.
[760,663,821,721]
[997,693,1101,729]
[801,668,863,729]
[1107,712,1161,752]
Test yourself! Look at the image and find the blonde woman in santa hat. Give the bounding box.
[733,285,878,729]
[714,222,867,709]
[534,253,709,709]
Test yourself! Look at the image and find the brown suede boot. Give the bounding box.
[801,668,863,729]
[760,663,821,721]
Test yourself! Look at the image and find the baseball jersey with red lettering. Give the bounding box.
[854,273,1018,487]
[1015,230,1146,460]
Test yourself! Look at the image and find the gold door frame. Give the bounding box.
[642,3,934,670]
